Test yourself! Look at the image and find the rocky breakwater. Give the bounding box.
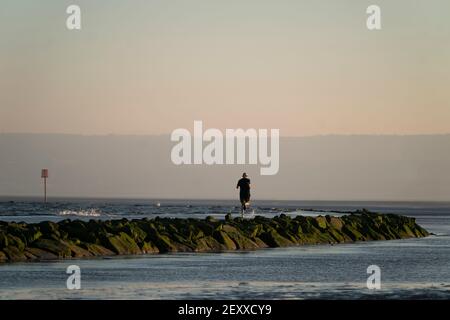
[0,210,429,263]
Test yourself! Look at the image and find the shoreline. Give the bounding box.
[0,210,429,263]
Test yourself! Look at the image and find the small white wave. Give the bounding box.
[58,209,102,217]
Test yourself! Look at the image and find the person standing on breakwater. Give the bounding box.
[236,173,251,215]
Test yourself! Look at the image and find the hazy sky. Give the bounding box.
[2,134,450,201]
[1,0,449,136]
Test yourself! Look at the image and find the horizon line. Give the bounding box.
[1,132,450,138]
[1,195,450,204]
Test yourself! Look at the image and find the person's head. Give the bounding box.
[242,172,248,178]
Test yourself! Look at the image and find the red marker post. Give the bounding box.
[41,169,49,203]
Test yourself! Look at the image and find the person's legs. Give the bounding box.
[240,192,250,213]
[240,198,246,211]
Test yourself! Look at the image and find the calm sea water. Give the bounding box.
[0,198,449,299]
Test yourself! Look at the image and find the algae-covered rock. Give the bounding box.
[3,246,27,262]
[59,220,92,242]
[212,230,237,250]
[342,224,366,241]
[327,228,348,243]
[328,216,344,230]
[32,239,73,258]
[82,243,115,256]
[193,236,224,251]
[69,244,93,258]
[0,232,8,249]
[259,229,294,247]
[221,225,259,250]
[32,238,92,258]
[23,227,43,245]
[0,210,430,263]
[6,235,25,251]
[38,221,61,239]
[101,232,142,255]
[314,216,328,230]
[121,224,147,244]
[25,247,58,260]
[139,222,193,253]
[206,216,218,223]
[151,233,178,253]
[0,250,8,262]
[140,241,159,254]
[162,236,193,252]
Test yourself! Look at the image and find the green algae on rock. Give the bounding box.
[0,211,429,263]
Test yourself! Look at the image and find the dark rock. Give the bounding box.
[260,229,294,247]
[59,220,89,241]
[0,232,9,249]
[32,239,72,258]
[193,236,224,251]
[82,243,115,256]
[6,235,25,251]
[38,221,61,239]
[140,241,159,254]
[206,216,218,223]
[212,230,236,250]
[25,247,58,260]
[120,223,147,244]
[0,250,8,262]
[3,246,27,262]
[23,226,43,245]
[101,232,142,255]
[221,225,259,250]
[0,210,430,263]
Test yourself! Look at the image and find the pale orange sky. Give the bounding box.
[1,0,449,136]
